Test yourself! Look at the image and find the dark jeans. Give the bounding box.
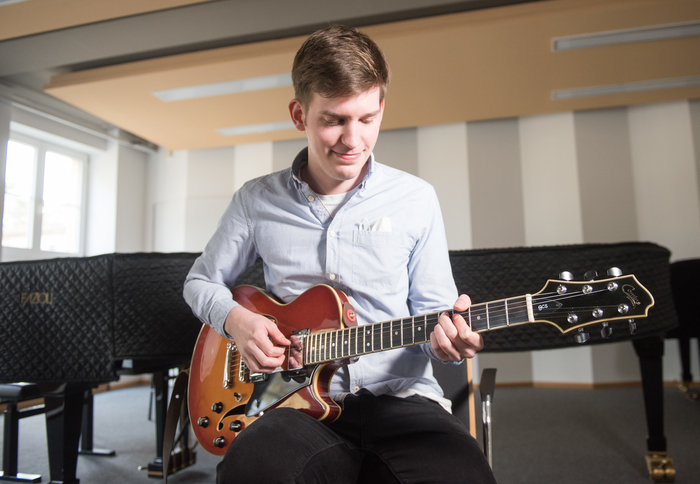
[216,392,497,484]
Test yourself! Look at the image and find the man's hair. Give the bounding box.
[292,24,390,109]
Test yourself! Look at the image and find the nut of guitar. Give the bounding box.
[645,452,675,483]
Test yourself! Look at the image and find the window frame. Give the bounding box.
[2,131,89,262]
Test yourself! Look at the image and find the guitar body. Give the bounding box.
[188,284,353,456]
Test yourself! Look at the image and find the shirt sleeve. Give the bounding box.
[183,186,259,338]
[405,185,461,363]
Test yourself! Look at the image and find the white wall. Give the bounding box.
[628,102,700,262]
[417,123,472,250]
[0,101,11,260]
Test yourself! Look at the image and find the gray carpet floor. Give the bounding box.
[2,384,699,483]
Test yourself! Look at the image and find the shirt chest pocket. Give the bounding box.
[351,230,409,290]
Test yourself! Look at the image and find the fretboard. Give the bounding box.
[304,295,532,365]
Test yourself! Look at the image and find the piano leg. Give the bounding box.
[146,371,170,478]
[633,336,676,483]
[78,391,115,457]
[44,385,87,484]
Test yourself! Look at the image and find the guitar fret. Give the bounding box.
[331,331,336,360]
[403,318,413,346]
[486,303,490,329]
[415,315,427,344]
[314,333,320,363]
[342,328,348,358]
[391,320,401,348]
[352,326,358,356]
[505,299,509,326]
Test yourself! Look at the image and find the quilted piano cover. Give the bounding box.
[0,255,114,383]
[0,253,203,384]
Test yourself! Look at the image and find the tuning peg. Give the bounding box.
[628,319,637,335]
[584,270,598,281]
[600,322,612,339]
[575,328,590,344]
[607,267,622,277]
[559,271,574,281]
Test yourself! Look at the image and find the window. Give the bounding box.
[2,133,88,261]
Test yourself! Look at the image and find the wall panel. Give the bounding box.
[467,117,525,249]
[374,127,418,176]
[519,112,583,247]
[628,101,700,261]
[574,108,638,244]
[417,123,471,250]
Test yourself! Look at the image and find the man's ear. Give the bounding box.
[288,99,306,132]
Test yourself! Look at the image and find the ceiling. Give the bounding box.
[1,0,699,151]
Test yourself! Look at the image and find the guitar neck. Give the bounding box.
[304,295,533,365]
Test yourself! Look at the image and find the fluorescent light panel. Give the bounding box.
[217,121,295,137]
[153,73,292,102]
[553,21,700,51]
[552,75,700,101]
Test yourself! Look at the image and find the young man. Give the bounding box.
[184,24,496,484]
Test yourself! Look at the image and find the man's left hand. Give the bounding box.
[430,294,484,361]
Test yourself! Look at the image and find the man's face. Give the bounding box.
[289,87,384,195]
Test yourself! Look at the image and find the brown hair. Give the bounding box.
[292,25,390,109]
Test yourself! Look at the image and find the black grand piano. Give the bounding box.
[0,242,678,483]
[0,252,203,483]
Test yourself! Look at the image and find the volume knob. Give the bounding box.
[213,437,226,448]
[197,417,209,428]
[212,402,224,413]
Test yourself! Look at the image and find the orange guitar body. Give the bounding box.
[188,285,354,456]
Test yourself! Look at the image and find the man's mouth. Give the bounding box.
[334,151,363,162]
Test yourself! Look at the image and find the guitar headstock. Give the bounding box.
[531,269,654,342]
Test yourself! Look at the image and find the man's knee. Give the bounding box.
[216,408,359,484]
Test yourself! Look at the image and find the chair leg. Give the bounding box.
[1,402,41,483]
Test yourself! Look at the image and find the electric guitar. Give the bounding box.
[188,271,654,455]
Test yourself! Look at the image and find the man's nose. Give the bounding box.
[341,121,359,148]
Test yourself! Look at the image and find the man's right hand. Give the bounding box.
[224,306,291,373]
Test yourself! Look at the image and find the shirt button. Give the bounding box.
[353,385,360,393]
[329,230,336,237]
[329,273,336,281]
[307,195,315,202]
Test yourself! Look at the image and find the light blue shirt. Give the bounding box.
[184,148,459,400]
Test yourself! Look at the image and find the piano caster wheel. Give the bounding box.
[645,452,675,483]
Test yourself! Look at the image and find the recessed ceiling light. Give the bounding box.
[153,73,292,102]
[217,121,296,137]
[0,0,32,6]
[553,20,700,51]
[552,75,700,100]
